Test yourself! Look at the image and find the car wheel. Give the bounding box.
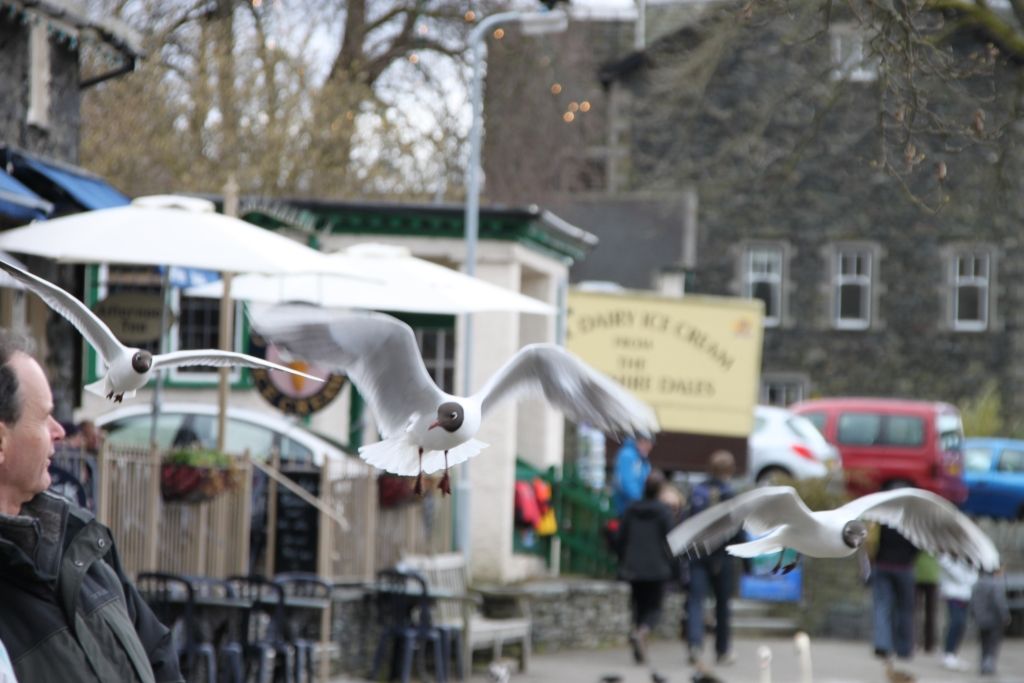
[756,467,792,486]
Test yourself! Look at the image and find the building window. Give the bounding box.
[830,24,877,83]
[27,22,51,129]
[833,248,872,330]
[951,251,989,331]
[744,245,783,326]
[760,376,807,407]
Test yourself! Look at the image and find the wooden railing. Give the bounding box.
[95,443,452,581]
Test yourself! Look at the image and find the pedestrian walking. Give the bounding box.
[612,436,654,516]
[914,552,939,653]
[938,555,977,671]
[685,450,740,667]
[871,525,918,663]
[617,469,675,666]
[970,565,1011,675]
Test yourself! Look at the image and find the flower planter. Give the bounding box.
[160,449,238,503]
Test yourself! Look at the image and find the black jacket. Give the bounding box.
[0,491,183,682]
[617,499,675,582]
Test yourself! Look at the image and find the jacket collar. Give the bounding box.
[0,491,71,582]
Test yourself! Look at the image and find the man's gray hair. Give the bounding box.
[0,330,36,425]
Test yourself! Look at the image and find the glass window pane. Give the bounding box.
[837,413,881,445]
[222,420,277,460]
[998,449,1024,473]
[957,286,982,322]
[965,447,993,472]
[803,412,827,435]
[883,416,924,446]
[752,282,777,318]
[280,436,314,464]
[839,284,864,320]
[105,414,186,451]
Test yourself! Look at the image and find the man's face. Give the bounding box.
[0,353,65,511]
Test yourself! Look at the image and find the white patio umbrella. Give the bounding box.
[0,195,360,448]
[185,242,555,316]
[0,194,338,274]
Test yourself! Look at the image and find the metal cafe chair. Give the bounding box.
[273,572,333,683]
[369,568,445,683]
[225,575,295,683]
[136,572,217,683]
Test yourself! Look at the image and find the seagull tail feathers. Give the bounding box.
[726,530,785,558]
[84,379,108,397]
[358,438,490,476]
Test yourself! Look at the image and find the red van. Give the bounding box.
[790,398,967,503]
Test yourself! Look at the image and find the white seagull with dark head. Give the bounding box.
[0,259,322,402]
[252,304,659,495]
[667,485,999,572]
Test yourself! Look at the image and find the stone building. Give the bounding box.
[0,0,142,417]
[484,1,1024,419]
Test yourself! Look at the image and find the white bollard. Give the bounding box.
[794,631,812,683]
[758,645,773,683]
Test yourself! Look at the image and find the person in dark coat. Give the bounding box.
[0,331,182,683]
[618,469,675,665]
[970,566,1011,675]
[872,525,919,663]
[685,450,740,667]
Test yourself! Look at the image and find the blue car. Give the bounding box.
[961,437,1024,519]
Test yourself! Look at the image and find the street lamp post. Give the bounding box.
[458,8,569,562]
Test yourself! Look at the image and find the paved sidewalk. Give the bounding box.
[467,636,1024,683]
[334,635,1024,683]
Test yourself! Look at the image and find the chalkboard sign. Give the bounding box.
[274,467,320,574]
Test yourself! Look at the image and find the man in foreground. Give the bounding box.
[0,331,182,682]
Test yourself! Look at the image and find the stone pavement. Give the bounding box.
[333,635,1024,683]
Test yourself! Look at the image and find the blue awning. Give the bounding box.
[11,153,130,210]
[0,170,53,223]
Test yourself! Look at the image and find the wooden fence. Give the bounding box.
[96,444,453,581]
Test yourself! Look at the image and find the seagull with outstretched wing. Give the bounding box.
[0,259,322,402]
[252,303,659,495]
[667,485,999,572]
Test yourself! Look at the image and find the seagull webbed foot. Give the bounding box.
[439,450,451,496]
[414,448,424,495]
[114,394,124,403]
[106,391,114,400]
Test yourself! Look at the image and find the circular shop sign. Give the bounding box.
[249,332,346,416]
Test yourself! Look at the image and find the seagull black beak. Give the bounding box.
[428,420,440,430]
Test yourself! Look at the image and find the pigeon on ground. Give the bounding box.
[0,259,321,402]
[252,304,659,494]
[666,486,999,572]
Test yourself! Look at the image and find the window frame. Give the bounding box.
[744,244,784,327]
[829,24,878,83]
[27,21,51,129]
[833,247,873,330]
[951,250,990,332]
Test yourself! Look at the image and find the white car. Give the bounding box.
[748,405,840,484]
[95,403,365,477]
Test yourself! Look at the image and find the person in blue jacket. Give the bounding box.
[612,436,654,516]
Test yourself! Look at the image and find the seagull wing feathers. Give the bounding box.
[0,259,123,363]
[667,486,811,558]
[473,344,658,437]
[840,488,1000,571]
[153,349,323,383]
[251,305,443,437]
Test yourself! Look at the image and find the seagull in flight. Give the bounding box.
[252,304,659,495]
[667,486,999,572]
[0,259,322,402]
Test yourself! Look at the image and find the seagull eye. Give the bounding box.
[450,412,458,419]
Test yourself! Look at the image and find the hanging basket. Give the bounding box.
[160,449,239,503]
